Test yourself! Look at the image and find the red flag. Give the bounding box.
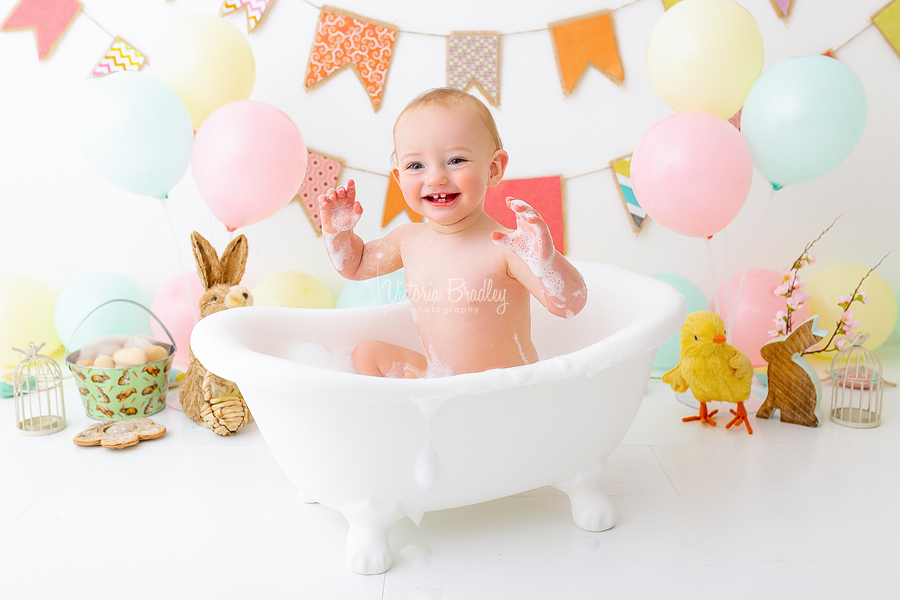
[1,0,82,60]
[485,177,566,254]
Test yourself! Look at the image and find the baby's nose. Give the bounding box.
[426,169,449,186]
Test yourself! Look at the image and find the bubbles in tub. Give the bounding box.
[424,345,454,378]
[493,199,567,305]
[400,544,433,568]
[285,343,356,372]
[329,202,359,233]
[324,231,352,271]
[513,331,530,365]
[415,440,438,490]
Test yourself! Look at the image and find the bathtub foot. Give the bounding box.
[558,464,617,533]
[343,501,404,575]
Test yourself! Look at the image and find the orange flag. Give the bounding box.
[550,10,623,95]
[382,176,423,227]
[1,0,82,60]
[305,6,398,112]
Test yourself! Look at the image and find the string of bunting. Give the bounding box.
[5,0,900,242]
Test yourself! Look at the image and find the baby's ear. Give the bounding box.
[487,149,509,187]
[390,168,401,185]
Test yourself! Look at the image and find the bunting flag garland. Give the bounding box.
[610,155,647,236]
[382,175,423,227]
[90,37,144,77]
[873,1,900,59]
[550,11,624,95]
[770,0,793,20]
[728,108,742,131]
[661,0,682,9]
[305,6,398,112]
[1,0,82,60]
[485,176,566,254]
[293,150,344,237]
[447,32,501,107]
[220,0,273,33]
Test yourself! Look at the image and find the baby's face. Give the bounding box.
[393,103,506,230]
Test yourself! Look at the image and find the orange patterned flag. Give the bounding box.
[2,0,82,60]
[550,10,623,95]
[873,1,900,59]
[305,6,397,112]
[382,175,423,227]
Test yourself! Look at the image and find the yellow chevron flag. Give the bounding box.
[90,38,144,77]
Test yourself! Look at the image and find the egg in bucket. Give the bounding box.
[64,299,177,421]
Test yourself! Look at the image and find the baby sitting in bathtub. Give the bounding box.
[318,88,587,378]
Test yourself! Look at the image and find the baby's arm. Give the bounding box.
[318,179,404,280]
[492,197,587,318]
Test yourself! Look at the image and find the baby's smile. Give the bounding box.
[424,192,460,205]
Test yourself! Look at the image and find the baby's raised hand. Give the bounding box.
[491,197,556,272]
[318,179,362,235]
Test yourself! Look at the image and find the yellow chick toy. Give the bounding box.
[662,311,754,434]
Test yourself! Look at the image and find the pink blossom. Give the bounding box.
[773,284,787,297]
[804,254,816,265]
[839,295,852,305]
[835,337,847,350]
[859,290,869,304]
[839,310,859,334]
[786,296,805,311]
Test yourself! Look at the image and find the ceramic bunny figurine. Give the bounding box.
[180,232,253,436]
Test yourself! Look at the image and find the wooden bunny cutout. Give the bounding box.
[757,316,828,427]
[180,232,254,435]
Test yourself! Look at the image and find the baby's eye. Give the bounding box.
[449,157,467,165]
[405,162,423,170]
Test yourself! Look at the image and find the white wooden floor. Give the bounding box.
[2,346,898,600]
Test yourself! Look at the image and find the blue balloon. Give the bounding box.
[741,55,867,188]
[77,72,194,199]
[650,274,711,374]
[337,270,408,308]
[55,271,152,351]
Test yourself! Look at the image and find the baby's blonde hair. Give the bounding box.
[391,88,503,166]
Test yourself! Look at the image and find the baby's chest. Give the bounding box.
[402,244,510,306]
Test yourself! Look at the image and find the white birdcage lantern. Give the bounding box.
[829,334,883,429]
[12,342,67,436]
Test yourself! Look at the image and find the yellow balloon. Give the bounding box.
[152,15,255,129]
[646,0,764,119]
[806,265,898,352]
[0,275,61,369]
[253,271,335,309]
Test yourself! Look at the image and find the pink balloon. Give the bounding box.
[150,273,204,370]
[631,112,753,238]
[718,269,810,368]
[192,100,307,231]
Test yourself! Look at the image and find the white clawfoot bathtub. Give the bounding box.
[190,262,685,574]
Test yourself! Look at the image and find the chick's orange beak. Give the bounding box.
[713,334,726,344]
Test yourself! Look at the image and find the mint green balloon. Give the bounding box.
[55,271,151,351]
[337,270,408,308]
[77,72,194,199]
[741,55,867,188]
[650,274,711,373]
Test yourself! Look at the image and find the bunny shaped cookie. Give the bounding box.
[180,232,254,435]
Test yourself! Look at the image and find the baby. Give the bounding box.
[318,88,587,378]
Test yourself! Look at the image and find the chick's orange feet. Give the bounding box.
[726,401,753,435]
[683,402,718,426]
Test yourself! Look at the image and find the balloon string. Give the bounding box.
[161,196,200,324]
[723,227,731,335]
[705,237,720,317]
[727,186,777,344]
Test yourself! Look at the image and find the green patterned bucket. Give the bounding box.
[64,300,177,421]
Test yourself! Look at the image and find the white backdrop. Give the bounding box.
[1,0,897,337]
